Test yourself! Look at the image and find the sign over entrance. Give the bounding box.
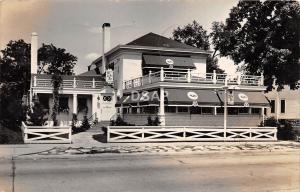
[187,91,198,100]
[238,93,249,101]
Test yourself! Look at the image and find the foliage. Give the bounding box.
[147,116,160,126]
[110,115,134,126]
[210,1,300,90]
[71,113,78,133]
[26,101,47,126]
[172,20,224,73]
[80,115,91,131]
[263,117,298,140]
[0,40,31,131]
[0,126,23,144]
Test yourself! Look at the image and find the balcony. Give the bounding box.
[124,68,264,90]
[32,74,104,90]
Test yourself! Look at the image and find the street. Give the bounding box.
[0,151,299,192]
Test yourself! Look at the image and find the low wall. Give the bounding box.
[123,113,262,126]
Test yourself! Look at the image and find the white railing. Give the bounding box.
[124,68,264,89]
[107,126,277,142]
[33,76,103,89]
[21,122,72,144]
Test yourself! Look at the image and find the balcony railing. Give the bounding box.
[33,75,104,89]
[124,68,264,89]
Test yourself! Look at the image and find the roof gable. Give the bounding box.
[126,32,199,50]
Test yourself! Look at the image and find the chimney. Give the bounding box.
[31,32,38,74]
[102,23,111,74]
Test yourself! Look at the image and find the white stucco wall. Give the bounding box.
[191,56,206,77]
[122,53,143,81]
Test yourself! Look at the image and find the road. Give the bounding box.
[0,151,299,192]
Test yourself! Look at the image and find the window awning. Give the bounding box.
[142,55,195,69]
[217,91,270,107]
[164,89,221,106]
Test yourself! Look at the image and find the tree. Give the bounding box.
[210,0,300,90]
[0,40,31,131]
[0,40,77,130]
[172,20,224,73]
[38,44,77,125]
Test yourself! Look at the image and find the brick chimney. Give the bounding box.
[31,32,38,74]
[102,23,111,74]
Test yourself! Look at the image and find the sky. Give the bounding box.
[0,0,239,74]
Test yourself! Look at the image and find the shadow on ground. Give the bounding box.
[92,134,107,143]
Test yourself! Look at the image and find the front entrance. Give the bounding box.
[94,87,116,122]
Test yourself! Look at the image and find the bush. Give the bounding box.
[110,115,134,126]
[263,117,298,140]
[81,115,91,131]
[0,125,23,144]
[26,102,47,126]
[147,116,160,126]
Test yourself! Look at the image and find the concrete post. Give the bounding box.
[159,87,165,126]
[187,68,191,83]
[73,77,76,88]
[73,94,77,114]
[213,70,217,84]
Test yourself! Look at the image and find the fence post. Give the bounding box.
[69,126,72,143]
[183,126,186,139]
[213,70,217,84]
[160,67,164,82]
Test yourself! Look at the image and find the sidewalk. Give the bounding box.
[1,131,299,160]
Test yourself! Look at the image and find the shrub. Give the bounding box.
[110,115,134,126]
[80,115,90,131]
[263,117,298,140]
[147,116,160,126]
[0,125,23,144]
[26,102,47,126]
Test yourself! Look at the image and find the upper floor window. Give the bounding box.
[280,99,285,113]
[270,100,275,113]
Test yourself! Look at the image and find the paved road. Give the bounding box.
[0,152,299,192]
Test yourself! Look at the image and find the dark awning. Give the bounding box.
[142,55,195,69]
[217,91,270,107]
[164,89,221,106]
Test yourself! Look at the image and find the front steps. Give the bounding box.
[87,121,110,133]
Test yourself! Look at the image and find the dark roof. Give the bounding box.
[126,32,199,50]
[78,68,102,76]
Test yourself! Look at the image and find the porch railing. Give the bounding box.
[33,76,104,89]
[124,68,264,89]
[107,126,277,142]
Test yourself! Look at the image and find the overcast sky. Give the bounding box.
[0,0,239,74]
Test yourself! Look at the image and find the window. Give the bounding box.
[59,97,69,113]
[78,97,88,113]
[131,107,138,114]
[177,106,189,113]
[144,106,158,114]
[238,107,249,114]
[217,107,224,114]
[165,106,176,113]
[280,100,285,113]
[190,106,201,114]
[270,100,275,113]
[228,108,238,115]
[123,108,128,114]
[252,108,260,114]
[201,107,213,114]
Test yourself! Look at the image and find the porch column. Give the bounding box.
[73,94,77,114]
[159,87,165,126]
[92,94,98,120]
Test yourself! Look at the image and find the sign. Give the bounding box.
[238,93,248,101]
[227,91,234,105]
[244,102,249,107]
[187,91,198,100]
[192,101,199,106]
[106,69,113,84]
[166,58,174,65]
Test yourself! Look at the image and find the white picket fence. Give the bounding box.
[21,122,72,144]
[107,126,277,142]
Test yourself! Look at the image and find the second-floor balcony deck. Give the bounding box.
[32,74,105,90]
[124,68,264,90]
